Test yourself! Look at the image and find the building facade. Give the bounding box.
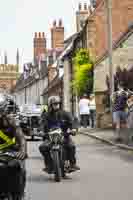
[13,20,64,106]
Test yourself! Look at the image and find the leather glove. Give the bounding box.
[15,151,27,160]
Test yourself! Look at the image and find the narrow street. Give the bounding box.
[25,134,133,200]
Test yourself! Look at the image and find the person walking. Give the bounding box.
[112,85,128,142]
[79,94,90,128]
[89,94,96,128]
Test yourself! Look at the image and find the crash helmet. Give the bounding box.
[48,96,61,111]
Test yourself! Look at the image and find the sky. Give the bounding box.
[0,0,90,71]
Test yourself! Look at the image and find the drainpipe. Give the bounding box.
[105,0,114,114]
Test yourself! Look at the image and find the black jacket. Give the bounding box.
[41,110,73,134]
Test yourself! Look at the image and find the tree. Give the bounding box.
[72,49,94,97]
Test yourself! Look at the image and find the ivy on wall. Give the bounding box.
[72,48,94,97]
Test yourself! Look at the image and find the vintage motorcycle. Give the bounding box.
[41,126,77,182]
[0,151,26,200]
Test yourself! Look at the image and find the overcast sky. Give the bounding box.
[0,0,90,70]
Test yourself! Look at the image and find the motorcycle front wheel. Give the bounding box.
[52,151,61,182]
[0,193,23,200]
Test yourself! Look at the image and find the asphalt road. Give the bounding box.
[25,134,133,200]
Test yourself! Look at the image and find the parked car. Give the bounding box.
[19,104,42,140]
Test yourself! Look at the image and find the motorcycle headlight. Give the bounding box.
[22,117,28,123]
[51,133,61,143]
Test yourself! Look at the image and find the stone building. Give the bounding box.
[94,24,133,128]
[0,50,20,92]
[88,0,133,127]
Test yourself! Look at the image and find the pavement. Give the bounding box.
[79,127,133,151]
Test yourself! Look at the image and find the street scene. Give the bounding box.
[25,135,133,200]
[0,0,133,199]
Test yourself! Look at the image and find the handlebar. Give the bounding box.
[0,151,16,159]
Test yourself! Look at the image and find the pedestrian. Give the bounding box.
[112,84,128,142]
[127,93,133,128]
[79,94,90,128]
[89,94,96,128]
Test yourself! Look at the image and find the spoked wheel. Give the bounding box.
[0,194,23,200]
[11,194,24,200]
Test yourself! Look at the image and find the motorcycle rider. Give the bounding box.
[0,92,27,193]
[39,96,80,173]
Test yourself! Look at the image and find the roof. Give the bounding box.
[64,33,79,45]
[41,75,63,95]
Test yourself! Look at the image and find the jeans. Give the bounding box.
[90,110,96,128]
[80,114,90,128]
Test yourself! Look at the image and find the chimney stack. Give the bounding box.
[51,19,64,49]
[33,32,47,65]
[76,3,90,32]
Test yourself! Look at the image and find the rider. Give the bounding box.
[39,96,80,173]
[0,92,27,191]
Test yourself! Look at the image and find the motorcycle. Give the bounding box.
[42,127,77,182]
[0,151,26,200]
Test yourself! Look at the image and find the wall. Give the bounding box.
[89,0,133,59]
[63,59,71,112]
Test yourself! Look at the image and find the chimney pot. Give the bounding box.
[35,32,37,38]
[59,19,62,27]
[79,3,82,10]
[42,32,45,37]
[53,20,56,27]
[39,32,41,37]
[84,3,87,10]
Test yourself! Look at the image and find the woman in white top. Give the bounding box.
[79,94,90,128]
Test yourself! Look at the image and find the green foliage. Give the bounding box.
[72,49,94,96]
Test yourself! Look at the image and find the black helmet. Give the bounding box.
[48,96,61,107]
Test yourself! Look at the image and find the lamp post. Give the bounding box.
[105,0,114,113]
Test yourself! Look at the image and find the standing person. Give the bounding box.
[112,85,128,142]
[79,94,90,128]
[89,94,96,128]
[127,93,133,128]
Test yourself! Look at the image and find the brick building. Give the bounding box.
[88,0,133,59]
